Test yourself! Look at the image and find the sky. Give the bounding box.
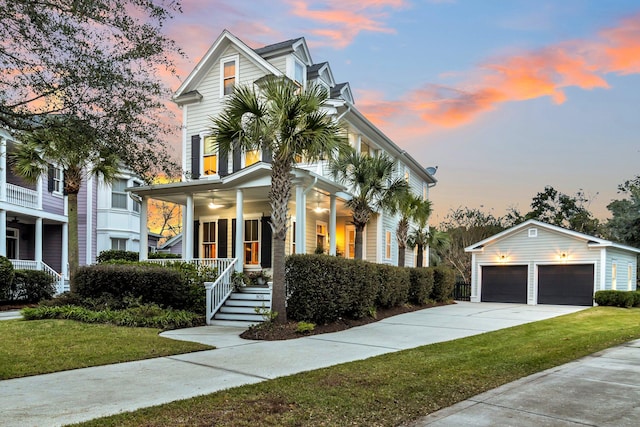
[160,0,640,224]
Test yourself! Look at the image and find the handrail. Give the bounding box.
[144,258,236,275]
[9,260,67,294]
[6,183,39,209]
[204,258,238,325]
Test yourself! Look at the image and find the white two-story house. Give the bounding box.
[0,129,155,292]
[131,30,437,273]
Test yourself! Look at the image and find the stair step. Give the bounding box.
[237,286,271,294]
[218,306,269,314]
[229,292,271,301]
[214,312,266,322]
[225,299,271,308]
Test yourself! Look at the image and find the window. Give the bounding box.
[528,228,537,238]
[346,225,355,260]
[111,238,127,251]
[132,182,140,213]
[53,167,63,194]
[202,221,217,258]
[628,264,633,291]
[385,230,392,260]
[404,169,410,183]
[612,262,617,290]
[203,136,217,175]
[244,219,260,265]
[6,228,18,259]
[245,149,260,167]
[294,61,305,86]
[112,179,128,209]
[223,61,236,95]
[361,141,371,156]
[316,222,327,253]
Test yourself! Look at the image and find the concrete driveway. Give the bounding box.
[0,302,586,426]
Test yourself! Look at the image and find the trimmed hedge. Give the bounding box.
[74,264,188,310]
[286,255,455,324]
[0,255,15,299]
[594,290,640,308]
[432,266,456,302]
[408,268,434,304]
[97,250,140,263]
[11,270,55,303]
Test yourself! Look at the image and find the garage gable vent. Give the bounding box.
[528,228,537,238]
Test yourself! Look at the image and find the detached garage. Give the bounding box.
[466,220,640,306]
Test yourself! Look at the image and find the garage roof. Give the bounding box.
[465,219,640,254]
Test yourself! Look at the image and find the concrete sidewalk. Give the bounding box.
[0,310,22,321]
[411,338,640,427]
[0,302,585,426]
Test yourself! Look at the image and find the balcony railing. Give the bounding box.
[6,183,39,209]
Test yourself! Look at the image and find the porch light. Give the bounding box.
[498,254,508,263]
[314,201,327,214]
[559,252,568,263]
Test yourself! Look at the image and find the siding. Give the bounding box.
[382,212,397,265]
[265,55,287,73]
[366,214,378,262]
[41,190,64,216]
[605,248,637,291]
[42,224,63,272]
[77,176,89,265]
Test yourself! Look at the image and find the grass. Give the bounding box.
[0,319,212,380]
[72,307,640,427]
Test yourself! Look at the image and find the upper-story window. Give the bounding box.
[361,141,371,156]
[112,178,128,209]
[203,136,217,175]
[294,61,305,86]
[244,149,260,167]
[404,169,410,183]
[220,55,239,97]
[53,167,63,194]
[132,182,141,213]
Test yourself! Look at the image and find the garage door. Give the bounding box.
[481,265,528,303]
[537,264,594,306]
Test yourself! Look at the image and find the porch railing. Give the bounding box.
[6,183,39,209]
[144,258,236,275]
[204,258,238,325]
[9,260,68,294]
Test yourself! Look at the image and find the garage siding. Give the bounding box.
[472,227,602,303]
[605,248,637,291]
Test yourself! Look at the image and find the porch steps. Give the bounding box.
[213,286,271,323]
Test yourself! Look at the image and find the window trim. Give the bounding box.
[243,217,261,266]
[219,54,239,98]
[385,230,392,260]
[316,221,328,253]
[628,263,633,291]
[242,148,261,168]
[6,227,19,259]
[287,56,306,88]
[612,261,617,290]
[111,238,128,251]
[200,217,219,259]
[111,178,129,210]
[201,133,219,177]
[52,166,64,196]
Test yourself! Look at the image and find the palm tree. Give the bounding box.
[426,229,451,266]
[211,76,347,323]
[10,116,119,289]
[407,198,433,267]
[388,188,422,267]
[329,150,407,260]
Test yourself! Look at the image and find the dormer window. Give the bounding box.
[295,61,305,86]
[220,55,239,97]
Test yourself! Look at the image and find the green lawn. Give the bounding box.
[0,319,212,380]
[73,307,640,427]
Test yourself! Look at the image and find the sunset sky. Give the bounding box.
[161,0,640,224]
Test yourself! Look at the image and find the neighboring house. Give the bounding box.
[130,30,437,272]
[465,219,640,306]
[157,233,183,256]
[0,129,147,292]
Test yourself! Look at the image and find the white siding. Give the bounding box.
[365,214,378,262]
[604,248,637,291]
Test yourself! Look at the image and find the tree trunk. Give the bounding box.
[354,224,365,260]
[271,237,287,323]
[397,218,408,267]
[416,244,424,268]
[398,243,405,267]
[68,191,79,292]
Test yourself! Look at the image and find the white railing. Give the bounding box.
[144,258,236,275]
[9,260,68,294]
[204,258,238,325]
[6,183,39,209]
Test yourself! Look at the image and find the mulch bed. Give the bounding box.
[240,301,452,341]
[0,303,35,312]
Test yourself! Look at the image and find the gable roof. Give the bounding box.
[254,38,303,56]
[465,219,640,254]
[331,82,354,103]
[173,29,282,101]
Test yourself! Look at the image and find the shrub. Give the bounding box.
[96,250,139,263]
[11,270,55,303]
[73,264,187,309]
[375,264,410,308]
[148,252,182,259]
[21,304,204,330]
[594,290,640,308]
[0,255,15,299]
[408,268,434,304]
[431,266,456,302]
[296,321,315,334]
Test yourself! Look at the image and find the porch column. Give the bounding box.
[0,137,6,202]
[235,189,243,272]
[295,185,305,253]
[329,194,337,256]
[139,196,148,261]
[0,210,6,257]
[35,217,43,265]
[61,222,69,279]
[184,193,194,260]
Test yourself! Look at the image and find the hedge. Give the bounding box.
[96,250,139,263]
[594,290,640,308]
[285,255,455,324]
[0,255,15,299]
[11,270,56,303]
